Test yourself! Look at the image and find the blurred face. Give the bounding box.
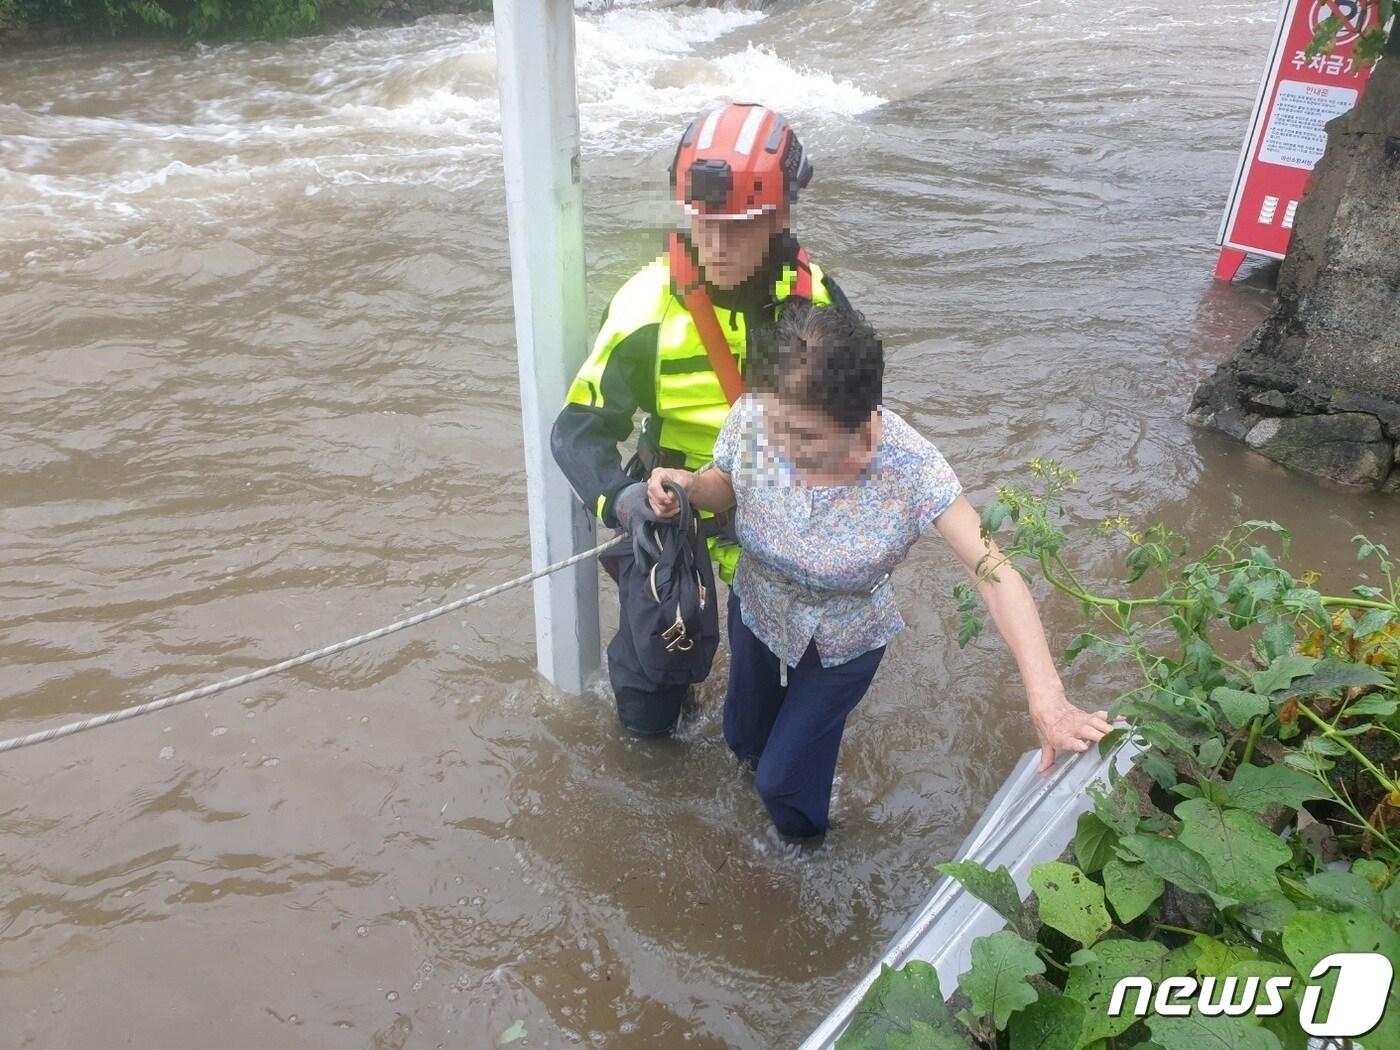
[761,393,880,486]
[690,209,783,290]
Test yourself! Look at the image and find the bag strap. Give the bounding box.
[668,232,745,406]
[664,482,705,631]
[633,479,697,581]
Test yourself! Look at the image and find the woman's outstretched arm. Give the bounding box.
[933,495,1116,772]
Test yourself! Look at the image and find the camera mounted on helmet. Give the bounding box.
[668,103,812,221]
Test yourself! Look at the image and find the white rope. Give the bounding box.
[0,536,623,755]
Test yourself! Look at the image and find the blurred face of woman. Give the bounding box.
[690,209,783,290]
[761,393,880,486]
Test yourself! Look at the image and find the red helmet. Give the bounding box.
[669,103,813,220]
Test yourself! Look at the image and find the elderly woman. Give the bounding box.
[646,303,1112,840]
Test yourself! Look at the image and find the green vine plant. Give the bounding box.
[1306,0,1397,69]
[3,0,326,40]
[838,463,1399,1050]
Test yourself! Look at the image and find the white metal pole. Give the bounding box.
[493,0,601,694]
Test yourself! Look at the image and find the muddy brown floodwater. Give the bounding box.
[2,1,1397,1047]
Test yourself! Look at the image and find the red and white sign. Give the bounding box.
[1215,0,1378,279]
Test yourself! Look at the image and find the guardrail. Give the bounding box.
[800,740,1139,1049]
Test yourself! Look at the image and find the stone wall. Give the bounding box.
[1189,33,1400,492]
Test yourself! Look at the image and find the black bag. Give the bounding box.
[617,482,720,686]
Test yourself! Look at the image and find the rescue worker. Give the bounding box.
[551,103,854,737]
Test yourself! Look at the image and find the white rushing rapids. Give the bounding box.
[0,2,884,261]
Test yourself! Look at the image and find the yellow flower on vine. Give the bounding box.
[1097,515,1141,544]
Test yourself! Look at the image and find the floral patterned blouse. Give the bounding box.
[712,394,963,670]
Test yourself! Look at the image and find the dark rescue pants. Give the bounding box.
[723,589,885,839]
[602,541,692,736]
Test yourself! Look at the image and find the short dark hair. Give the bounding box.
[748,301,883,431]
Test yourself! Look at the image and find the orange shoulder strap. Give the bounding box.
[668,232,745,406]
[794,247,813,300]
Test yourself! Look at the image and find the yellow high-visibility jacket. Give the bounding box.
[550,235,846,584]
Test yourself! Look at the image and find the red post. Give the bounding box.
[1214,248,1248,282]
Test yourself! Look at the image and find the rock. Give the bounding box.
[1213,406,1263,442]
[1243,418,1282,448]
[1185,405,1214,429]
[1191,29,1400,492]
[1243,412,1392,487]
[1248,389,1288,412]
[1330,390,1400,439]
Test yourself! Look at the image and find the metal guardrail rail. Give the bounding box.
[800,740,1139,1049]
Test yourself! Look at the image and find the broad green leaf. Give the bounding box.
[1223,763,1327,814]
[1067,947,1098,967]
[499,1021,527,1045]
[953,1007,980,1034]
[1137,721,1195,756]
[981,499,1011,533]
[1350,858,1389,887]
[1223,959,1299,991]
[1063,938,1190,1046]
[1175,800,1290,902]
[1281,587,1326,624]
[836,962,969,1050]
[1303,871,1384,917]
[1260,621,1295,662]
[1210,687,1269,728]
[1354,608,1395,636]
[1096,727,1127,759]
[1223,959,1305,1046]
[1197,737,1225,768]
[1074,812,1116,875]
[1102,859,1163,924]
[1282,910,1400,1050]
[1091,779,1141,836]
[1346,695,1398,717]
[1225,894,1296,932]
[882,1020,969,1050]
[1193,934,1259,975]
[1117,833,1218,898]
[1334,721,1380,736]
[959,930,1044,1030]
[1250,654,1318,696]
[1282,750,1334,775]
[1166,939,1203,977]
[1260,1012,1310,1050]
[1148,1014,1282,1050]
[936,861,1031,937]
[1184,635,1219,677]
[1383,877,1400,921]
[1205,780,1235,809]
[1138,752,1178,789]
[1007,989,1083,1050]
[1028,862,1111,946]
[1273,657,1390,699]
[1302,734,1347,756]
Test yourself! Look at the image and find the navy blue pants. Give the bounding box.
[723,590,885,839]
